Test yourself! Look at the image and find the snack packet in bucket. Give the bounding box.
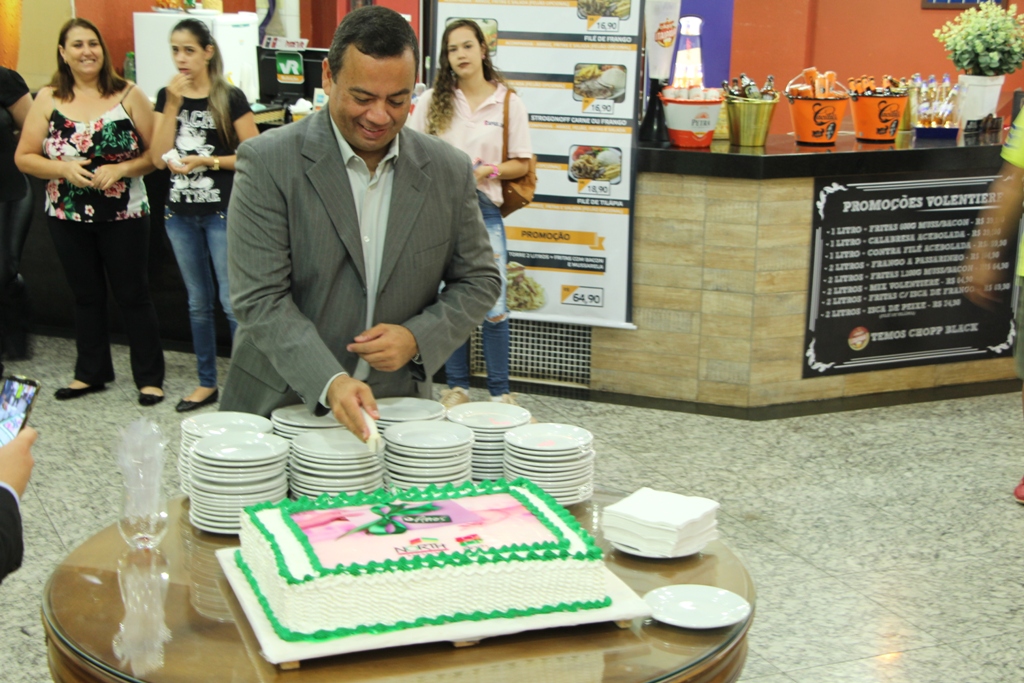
[785,68,848,145]
[850,95,906,141]
[848,76,908,142]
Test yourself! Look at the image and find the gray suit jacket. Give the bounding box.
[220,108,501,417]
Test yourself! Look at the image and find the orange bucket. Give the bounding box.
[787,96,848,145]
[850,94,907,142]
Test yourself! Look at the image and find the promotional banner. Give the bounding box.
[803,172,1017,378]
[432,0,641,328]
[644,0,681,81]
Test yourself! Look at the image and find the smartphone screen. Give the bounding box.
[0,377,38,446]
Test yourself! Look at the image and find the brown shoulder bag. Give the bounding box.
[499,92,537,218]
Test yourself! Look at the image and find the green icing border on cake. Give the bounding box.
[244,478,603,586]
[233,548,613,643]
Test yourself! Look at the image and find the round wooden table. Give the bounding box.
[42,491,755,683]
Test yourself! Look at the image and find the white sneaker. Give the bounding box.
[440,386,470,409]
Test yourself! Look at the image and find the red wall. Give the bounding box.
[732,0,1024,134]
[75,0,255,77]
[301,0,337,48]
[71,0,1024,132]
[299,0,422,51]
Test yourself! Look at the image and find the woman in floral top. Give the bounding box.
[15,18,166,405]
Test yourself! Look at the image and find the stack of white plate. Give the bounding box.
[446,402,532,481]
[289,428,385,498]
[270,404,341,439]
[178,412,273,496]
[382,421,474,490]
[376,397,446,434]
[188,433,289,534]
[503,424,595,506]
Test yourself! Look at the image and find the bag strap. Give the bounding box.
[502,91,511,164]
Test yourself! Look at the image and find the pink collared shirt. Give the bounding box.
[408,82,532,207]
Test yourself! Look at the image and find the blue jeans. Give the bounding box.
[164,209,236,387]
[445,192,509,397]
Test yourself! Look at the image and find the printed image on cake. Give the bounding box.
[573,64,627,103]
[292,493,556,567]
[236,479,609,642]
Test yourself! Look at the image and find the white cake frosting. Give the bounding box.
[236,479,610,642]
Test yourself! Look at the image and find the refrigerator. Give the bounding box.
[133,12,260,103]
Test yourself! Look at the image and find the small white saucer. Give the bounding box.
[610,540,699,559]
[643,584,751,629]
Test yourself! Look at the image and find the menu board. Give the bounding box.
[803,172,1017,378]
[431,0,641,328]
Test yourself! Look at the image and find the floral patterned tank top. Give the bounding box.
[43,98,149,222]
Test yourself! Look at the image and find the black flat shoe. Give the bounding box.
[175,389,219,413]
[54,384,106,400]
[138,392,165,406]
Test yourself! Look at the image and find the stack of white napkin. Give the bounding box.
[602,487,720,557]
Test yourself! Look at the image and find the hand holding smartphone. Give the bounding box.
[0,377,39,447]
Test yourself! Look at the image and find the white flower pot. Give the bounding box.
[957,74,1005,124]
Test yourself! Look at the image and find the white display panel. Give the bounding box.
[432,0,642,328]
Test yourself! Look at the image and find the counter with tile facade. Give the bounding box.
[589,135,1016,408]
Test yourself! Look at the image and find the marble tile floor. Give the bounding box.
[2,334,1024,682]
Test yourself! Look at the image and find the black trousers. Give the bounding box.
[47,215,165,389]
[0,174,33,358]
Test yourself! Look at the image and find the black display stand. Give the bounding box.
[639,79,669,143]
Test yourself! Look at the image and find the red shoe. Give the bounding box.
[1015,477,1024,505]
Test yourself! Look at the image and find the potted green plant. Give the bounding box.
[934,2,1024,122]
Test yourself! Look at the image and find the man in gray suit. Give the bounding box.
[221,7,500,439]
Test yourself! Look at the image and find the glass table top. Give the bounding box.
[42,491,756,683]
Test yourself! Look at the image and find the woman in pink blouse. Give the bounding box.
[408,19,532,408]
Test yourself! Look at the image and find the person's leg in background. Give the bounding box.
[47,217,116,394]
[477,195,512,403]
[1014,276,1024,503]
[95,216,165,404]
[440,340,473,409]
[165,209,221,410]
[439,193,512,409]
[204,210,237,338]
[0,175,33,360]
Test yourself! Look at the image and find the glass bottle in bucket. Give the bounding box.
[669,16,704,97]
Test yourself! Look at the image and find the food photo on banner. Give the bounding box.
[429,0,641,328]
[802,172,1018,378]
